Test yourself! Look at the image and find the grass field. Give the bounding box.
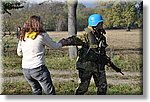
[1,29,143,95]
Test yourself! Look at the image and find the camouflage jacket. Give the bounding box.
[76,27,108,71]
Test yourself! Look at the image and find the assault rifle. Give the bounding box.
[97,54,124,75]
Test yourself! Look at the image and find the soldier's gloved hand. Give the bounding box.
[59,37,75,46]
[58,38,68,46]
[59,36,84,46]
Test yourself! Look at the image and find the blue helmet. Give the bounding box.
[88,14,103,26]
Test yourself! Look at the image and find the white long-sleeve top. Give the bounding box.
[17,33,62,69]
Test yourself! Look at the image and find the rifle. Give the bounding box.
[94,30,124,75]
[100,55,124,75]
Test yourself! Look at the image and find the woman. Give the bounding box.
[17,15,63,95]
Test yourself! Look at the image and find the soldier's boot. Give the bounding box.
[97,91,107,95]
[97,85,107,95]
[75,81,90,95]
[75,88,87,95]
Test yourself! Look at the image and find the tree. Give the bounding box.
[2,0,25,15]
[67,0,78,59]
[137,1,143,28]
[77,4,93,31]
[123,2,137,28]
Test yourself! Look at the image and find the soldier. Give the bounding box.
[59,14,108,95]
[75,14,108,95]
[59,14,123,95]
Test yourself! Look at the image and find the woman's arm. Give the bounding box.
[43,33,62,49]
[17,41,23,56]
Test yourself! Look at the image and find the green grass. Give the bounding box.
[108,84,143,95]
[111,54,143,71]
[2,82,32,95]
[2,48,142,71]
[2,81,142,95]
[45,55,76,70]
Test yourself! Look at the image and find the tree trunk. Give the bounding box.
[67,0,78,60]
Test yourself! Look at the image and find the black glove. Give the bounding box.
[58,38,69,46]
[59,36,84,46]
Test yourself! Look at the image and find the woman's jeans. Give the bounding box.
[23,65,55,95]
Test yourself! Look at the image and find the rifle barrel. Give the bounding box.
[120,72,124,75]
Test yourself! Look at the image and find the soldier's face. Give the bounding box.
[92,22,103,31]
[96,22,103,30]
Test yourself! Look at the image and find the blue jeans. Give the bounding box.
[23,65,55,95]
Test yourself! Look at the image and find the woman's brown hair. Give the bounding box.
[20,15,46,41]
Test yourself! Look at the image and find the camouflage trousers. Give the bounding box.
[75,70,107,95]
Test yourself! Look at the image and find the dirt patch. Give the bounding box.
[2,69,142,85]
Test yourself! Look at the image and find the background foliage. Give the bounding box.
[2,0,143,32]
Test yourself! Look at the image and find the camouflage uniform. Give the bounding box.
[75,27,108,95]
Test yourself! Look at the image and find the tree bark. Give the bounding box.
[67,0,78,60]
